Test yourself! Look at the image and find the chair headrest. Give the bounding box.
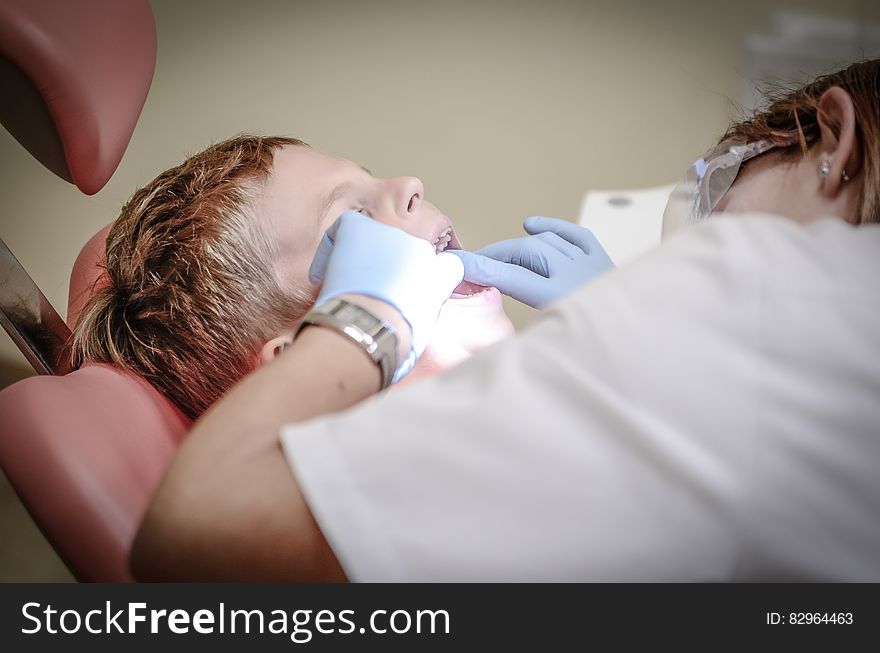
[0,0,156,195]
[67,223,113,329]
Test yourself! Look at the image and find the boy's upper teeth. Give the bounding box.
[434,228,452,253]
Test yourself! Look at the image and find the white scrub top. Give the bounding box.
[280,214,880,581]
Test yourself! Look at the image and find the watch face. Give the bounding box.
[336,304,379,334]
[310,299,397,389]
[351,311,379,333]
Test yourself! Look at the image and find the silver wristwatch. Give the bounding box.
[294,298,399,390]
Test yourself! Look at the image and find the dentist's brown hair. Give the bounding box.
[722,58,879,224]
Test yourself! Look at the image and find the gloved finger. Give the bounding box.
[447,250,494,286]
[523,216,597,255]
[408,253,465,356]
[449,250,548,307]
[475,236,565,277]
[434,251,466,296]
[307,212,354,283]
[588,237,615,268]
[307,228,335,284]
[531,231,583,260]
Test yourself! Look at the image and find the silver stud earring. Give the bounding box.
[842,170,850,182]
[819,160,831,177]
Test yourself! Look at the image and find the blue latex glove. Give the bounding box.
[309,211,464,381]
[449,216,614,308]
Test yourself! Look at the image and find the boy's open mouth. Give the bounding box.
[451,279,491,298]
[433,227,492,298]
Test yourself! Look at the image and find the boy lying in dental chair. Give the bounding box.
[72,136,513,420]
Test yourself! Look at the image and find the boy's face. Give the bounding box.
[259,144,460,292]
[258,144,514,376]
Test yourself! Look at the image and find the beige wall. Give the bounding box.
[0,0,868,373]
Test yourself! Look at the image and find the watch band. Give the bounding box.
[294,298,399,390]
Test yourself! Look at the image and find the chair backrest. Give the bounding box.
[0,364,190,581]
[0,227,191,581]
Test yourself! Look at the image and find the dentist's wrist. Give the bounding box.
[335,293,413,366]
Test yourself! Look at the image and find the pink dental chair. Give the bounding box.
[0,0,191,581]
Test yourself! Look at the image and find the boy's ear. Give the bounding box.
[816,86,861,198]
[259,334,293,366]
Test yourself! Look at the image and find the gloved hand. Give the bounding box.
[449,216,614,308]
[309,211,464,381]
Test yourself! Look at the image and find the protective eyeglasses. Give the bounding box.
[661,140,776,238]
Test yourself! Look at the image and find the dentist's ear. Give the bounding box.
[816,86,861,198]
[259,334,293,366]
